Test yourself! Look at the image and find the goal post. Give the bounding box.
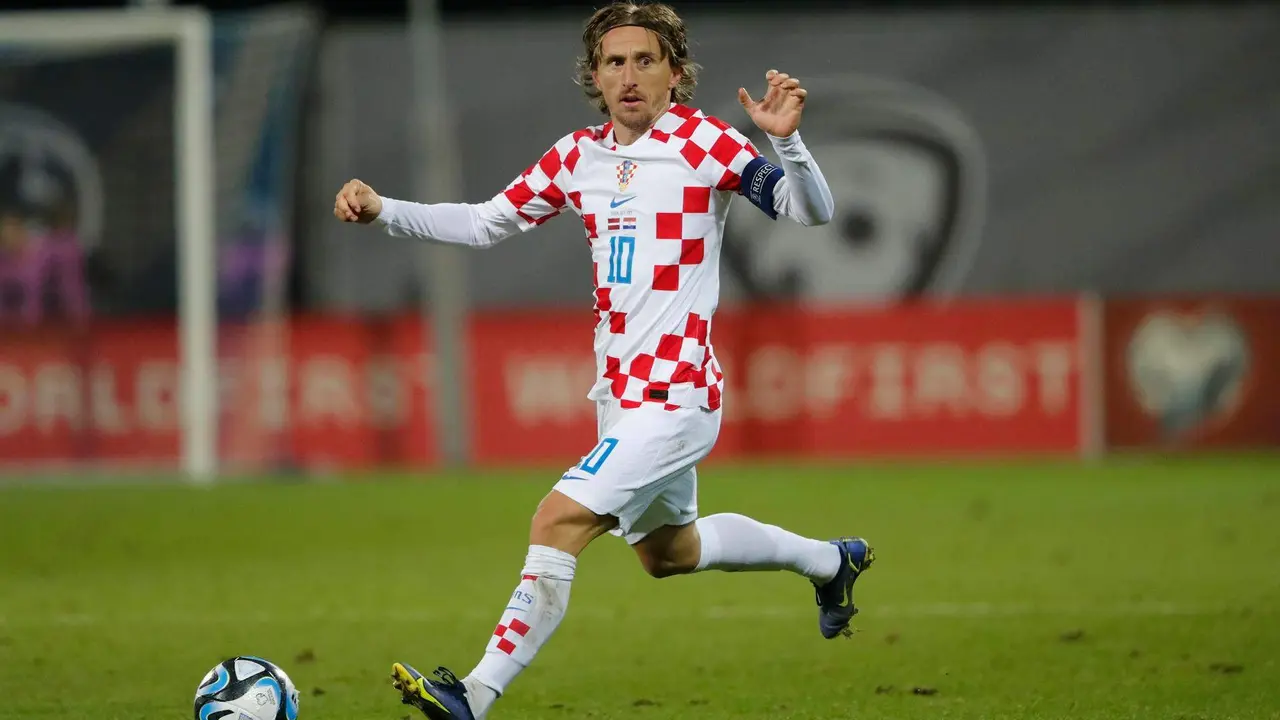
[0,8,216,481]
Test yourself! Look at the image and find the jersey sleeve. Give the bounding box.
[763,131,835,226]
[376,196,522,249]
[490,133,584,231]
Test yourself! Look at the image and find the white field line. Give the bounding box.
[0,602,1258,628]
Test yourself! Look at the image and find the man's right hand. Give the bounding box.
[334,179,384,224]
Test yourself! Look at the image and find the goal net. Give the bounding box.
[0,7,318,481]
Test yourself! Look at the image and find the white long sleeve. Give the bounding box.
[375,196,522,248]
[766,131,835,226]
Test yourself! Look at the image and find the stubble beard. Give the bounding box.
[615,107,655,138]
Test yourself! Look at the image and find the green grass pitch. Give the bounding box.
[2,455,1278,719]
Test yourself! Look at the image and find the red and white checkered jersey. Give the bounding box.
[491,103,767,411]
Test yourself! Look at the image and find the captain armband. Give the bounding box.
[739,156,784,220]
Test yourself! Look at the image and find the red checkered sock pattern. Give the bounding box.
[465,545,576,717]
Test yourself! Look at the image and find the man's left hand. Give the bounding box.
[738,69,807,138]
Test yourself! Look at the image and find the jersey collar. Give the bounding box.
[604,102,693,148]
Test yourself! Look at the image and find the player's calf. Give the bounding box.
[633,514,854,587]
[688,513,843,581]
[669,513,876,637]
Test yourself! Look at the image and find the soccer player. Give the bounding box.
[333,3,874,718]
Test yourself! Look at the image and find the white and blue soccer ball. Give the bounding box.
[194,656,300,720]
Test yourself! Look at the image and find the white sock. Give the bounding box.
[693,513,841,584]
[464,545,575,719]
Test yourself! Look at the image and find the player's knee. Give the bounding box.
[634,524,701,578]
[529,491,614,555]
[637,553,694,579]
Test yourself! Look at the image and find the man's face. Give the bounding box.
[592,25,680,136]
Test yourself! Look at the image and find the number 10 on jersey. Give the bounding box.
[607,236,635,284]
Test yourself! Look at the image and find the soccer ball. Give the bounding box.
[193,656,300,720]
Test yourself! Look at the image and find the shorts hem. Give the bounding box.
[552,480,617,519]
[618,510,699,545]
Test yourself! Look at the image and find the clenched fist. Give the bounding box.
[333,178,383,224]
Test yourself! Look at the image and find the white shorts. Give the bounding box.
[552,400,721,544]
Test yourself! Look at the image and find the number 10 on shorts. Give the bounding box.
[578,437,618,475]
[607,236,635,284]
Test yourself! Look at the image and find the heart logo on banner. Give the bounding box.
[1125,310,1251,439]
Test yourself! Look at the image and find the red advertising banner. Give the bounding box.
[475,300,1088,464]
[0,317,439,469]
[1103,296,1280,450]
[0,299,1087,470]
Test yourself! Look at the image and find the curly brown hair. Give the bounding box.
[574,1,700,115]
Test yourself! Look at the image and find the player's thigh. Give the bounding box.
[552,406,717,536]
[552,408,672,520]
[529,489,618,555]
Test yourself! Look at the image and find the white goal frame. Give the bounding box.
[0,8,217,482]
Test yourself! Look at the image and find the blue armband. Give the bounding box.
[739,156,784,220]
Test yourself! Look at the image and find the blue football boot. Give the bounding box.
[813,537,875,639]
[391,662,475,720]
